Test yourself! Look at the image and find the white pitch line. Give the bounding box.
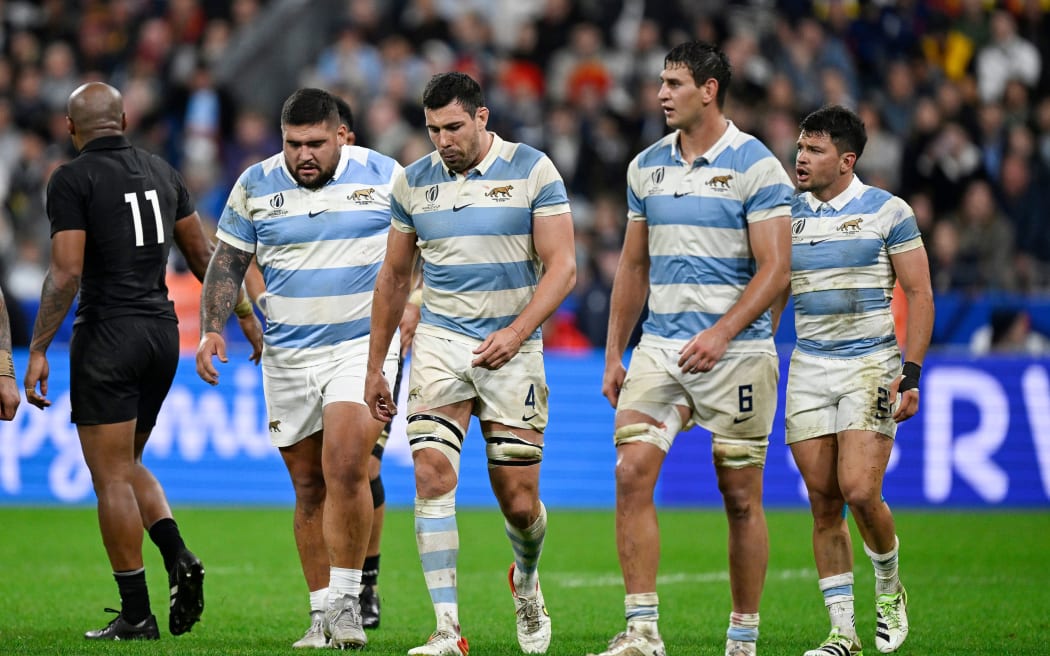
[553,568,814,588]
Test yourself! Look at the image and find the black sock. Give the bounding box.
[114,569,151,624]
[362,554,380,587]
[148,517,186,572]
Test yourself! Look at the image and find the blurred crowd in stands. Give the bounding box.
[1,0,1049,351]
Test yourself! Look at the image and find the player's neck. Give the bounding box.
[812,174,854,203]
[677,115,727,164]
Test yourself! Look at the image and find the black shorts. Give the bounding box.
[69,316,179,429]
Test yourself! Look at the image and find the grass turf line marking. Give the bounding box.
[553,568,814,588]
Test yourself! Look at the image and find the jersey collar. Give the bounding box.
[670,120,738,166]
[79,135,131,153]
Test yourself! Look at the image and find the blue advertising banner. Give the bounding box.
[2,349,1049,508]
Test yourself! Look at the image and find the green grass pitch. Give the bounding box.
[1,507,1047,655]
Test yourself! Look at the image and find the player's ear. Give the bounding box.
[345,130,356,146]
[66,116,75,136]
[840,152,857,173]
[121,112,128,131]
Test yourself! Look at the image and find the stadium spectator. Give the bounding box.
[594,41,792,656]
[976,10,1041,104]
[952,178,1017,291]
[364,71,575,656]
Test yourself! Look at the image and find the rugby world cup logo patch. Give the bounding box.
[649,167,665,195]
[267,192,287,217]
[422,185,441,212]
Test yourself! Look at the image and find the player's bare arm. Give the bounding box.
[888,245,934,422]
[196,241,253,385]
[602,220,650,408]
[175,214,263,363]
[678,214,790,373]
[770,286,791,335]
[25,229,85,408]
[366,227,417,422]
[0,287,19,420]
[472,211,576,370]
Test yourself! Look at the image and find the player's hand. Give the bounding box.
[471,326,523,370]
[237,313,264,365]
[399,301,421,356]
[23,350,51,410]
[678,327,730,374]
[0,375,20,419]
[364,369,396,423]
[196,332,228,386]
[601,359,627,408]
[889,374,919,422]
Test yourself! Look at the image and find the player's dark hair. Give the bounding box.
[281,88,339,128]
[422,72,484,116]
[333,95,354,132]
[665,41,732,108]
[800,104,867,160]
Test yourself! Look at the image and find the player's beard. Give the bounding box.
[293,163,336,190]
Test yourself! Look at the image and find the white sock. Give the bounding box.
[864,536,901,596]
[727,611,759,644]
[625,592,659,637]
[309,587,329,613]
[818,573,856,639]
[328,567,362,599]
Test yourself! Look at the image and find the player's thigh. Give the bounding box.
[474,350,549,433]
[684,351,779,439]
[834,349,901,437]
[786,350,840,444]
[69,317,178,428]
[263,363,324,448]
[279,432,325,494]
[405,333,477,416]
[836,429,894,499]
[616,344,691,452]
[317,343,394,463]
[134,319,180,432]
[789,435,842,500]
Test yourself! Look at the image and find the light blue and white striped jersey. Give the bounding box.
[390,132,570,347]
[217,144,402,367]
[790,175,922,358]
[627,121,793,354]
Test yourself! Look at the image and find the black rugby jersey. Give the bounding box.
[45,135,195,325]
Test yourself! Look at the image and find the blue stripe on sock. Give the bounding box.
[823,584,853,598]
[427,585,458,604]
[415,516,457,533]
[727,627,758,642]
[626,607,658,621]
[420,549,458,572]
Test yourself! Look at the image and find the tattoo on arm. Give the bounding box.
[30,271,80,353]
[0,290,11,352]
[201,242,253,335]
